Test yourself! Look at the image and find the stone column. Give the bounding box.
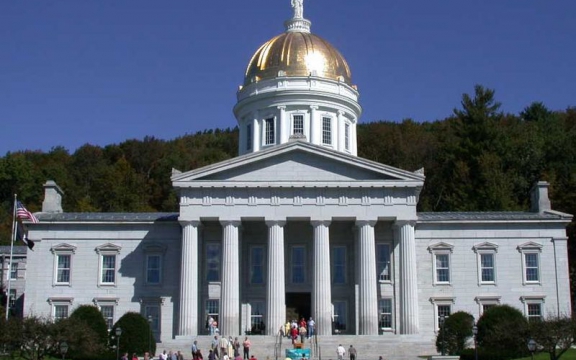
[278,106,288,144]
[265,220,286,335]
[178,220,200,336]
[221,220,241,335]
[397,221,419,334]
[310,105,319,144]
[252,112,260,152]
[311,220,332,335]
[356,220,378,334]
[337,110,345,152]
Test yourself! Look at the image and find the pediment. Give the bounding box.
[95,243,122,254]
[473,242,499,252]
[517,241,543,251]
[172,141,424,185]
[50,243,77,254]
[428,242,454,253]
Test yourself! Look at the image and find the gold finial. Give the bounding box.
[291,0,304,19]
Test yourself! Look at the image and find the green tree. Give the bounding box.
[528,315,575,360]
[111,312,155,356]
[435,311,474,355]
[477,305,529,357]
[69,305,109,359]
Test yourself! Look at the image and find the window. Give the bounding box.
[48,297,73,321]
[377,244,391,281]
[95,243,121,287]
[475,296,501,315]
[429,242,453,285]
[264,118,275,145]
[8,289,16,309]
[521,296,545,322]
[332,246,346,284]
[101,255,116,284]
[146,255,162,284]
[206,300,219,332]
[250,301,265,333]
[54,305,69,320]
[344,123,350,151]
[293,115,304,135]
[379,299,393,331]
[206,244,221,282]
[51,243,76,286]
[250,247,264,284]
[100,305,115,330]
[10,262,18,280]
[474,242,498,285]
[333,301,347,333]
[145,304,160,333]
[291,246,305,283]
[437,305,451,326]
[322,117,332,145]
[430,297,454,330]
[246,124,252,150]
[518,242,543,285]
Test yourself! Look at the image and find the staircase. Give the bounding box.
[159,335,436,360]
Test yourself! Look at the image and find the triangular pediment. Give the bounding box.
[172,141,424,185]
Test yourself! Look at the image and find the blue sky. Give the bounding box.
[1,1,575,155]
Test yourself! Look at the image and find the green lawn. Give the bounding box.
[515,349,576,360]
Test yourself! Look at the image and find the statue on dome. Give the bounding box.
[291,0,304,19]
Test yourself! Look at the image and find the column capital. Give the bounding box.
[355,220,377,228]
[310,219,331,227]
[220,219,242,227]
[277,105,286,110]
[394,219,416,228]
[309,105,319,110]
[337,110,346,116]
[179,219,201,227]
[265,220,286,227]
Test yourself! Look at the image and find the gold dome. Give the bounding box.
[244,31,352,86]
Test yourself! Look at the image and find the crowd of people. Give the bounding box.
[282,317,315,344]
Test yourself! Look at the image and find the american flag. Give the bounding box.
[16,201,39,223]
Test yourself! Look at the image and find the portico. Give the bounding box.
[172,140,424,336]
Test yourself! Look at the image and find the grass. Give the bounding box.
[515,349,576,360]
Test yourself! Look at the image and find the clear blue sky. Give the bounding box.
[1,1,575,155]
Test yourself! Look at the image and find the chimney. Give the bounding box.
[530,181,551,213]
[42,180,64,213]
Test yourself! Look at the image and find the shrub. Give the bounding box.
[111,312,156,356]
[477,305,528,358]
[435,311,474,355]
[68,305,109,360]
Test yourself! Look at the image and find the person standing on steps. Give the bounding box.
[349,346,357,360]
[336,344,346,360]
[242,337,251,360]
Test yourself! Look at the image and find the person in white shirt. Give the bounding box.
[336,345,346,360]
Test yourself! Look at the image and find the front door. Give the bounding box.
[285,292,311,321]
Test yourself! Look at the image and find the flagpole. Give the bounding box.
[5,194,17,321]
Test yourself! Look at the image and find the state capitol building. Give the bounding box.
[24,1,572,354]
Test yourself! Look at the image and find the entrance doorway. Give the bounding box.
[286,292,311,321]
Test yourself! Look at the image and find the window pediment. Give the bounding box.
[473,242,499,253]
[95,243,122,254]
[50,243,77,254]
[474,295,501,304]
[143,243,167,254]
[428,242,454,253]
[517,241,543,252]
[429,296,455,304]
[93,297,119,306]
[48,297,74,305]
[520,295,546,303]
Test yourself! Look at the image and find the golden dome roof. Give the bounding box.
[244,31,352,86]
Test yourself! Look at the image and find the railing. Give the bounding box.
[274,330,283,360]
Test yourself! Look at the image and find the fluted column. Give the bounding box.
[356,220,378,334]
[252,112,260,152]
[310,105,319,144]
[311,220,332,335]
[397,221,419,334]
[278,106,288,144]
[178,220,200,335]
[265,220,286,335]
[221,220,241,335]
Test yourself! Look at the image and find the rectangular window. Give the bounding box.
[344,123,350,151]
[527,303,542,322]
[146,255,161,284]
[435,254,450,283]
[101,255,116,284]
[333,301,347,333]
[525,253,539,282]
[8,289,16,308]
[206,300,219,330]
[57,255,71,284]
[291,246,305,284]
[322,117,332,145]
[54,305,69,321]
[265,118,275,145]
[250,301,265,333]
[482,304,496,312]
[250,247,264,284]
[332,246,346,284]
[206,244,221,282]
[480,253,495,282]
[379,299,393,330]
[293,115,304,135]
[246,124,252,150]
[377,244,391,281]
[100,305,115,330]
[145,305,160,332]
[437,304,451,328]
[10,262,18,280]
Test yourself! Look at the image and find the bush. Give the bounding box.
[460,348,522,360]
[111,312,156,356]
[69,305,109,360]
[435,311,474,355]
[477,305,529,358]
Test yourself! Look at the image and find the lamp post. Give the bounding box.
[148,315,153,356]
[60,341,69,360]
[528,339,537,360]
[439,314,446,356]
[115,327,122,360]
[472,324,478,360]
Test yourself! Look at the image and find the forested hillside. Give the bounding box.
[1,86,575,278]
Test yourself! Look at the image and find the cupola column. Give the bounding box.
[356,220,379,334]
[278,106,288,144]
[178,220,200,336]
[265,220,286,335]
[252,113,260,152]
[311,219,332,335]
[309,105,319,144]
[397,220,419,334]
[221,219,241,335]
